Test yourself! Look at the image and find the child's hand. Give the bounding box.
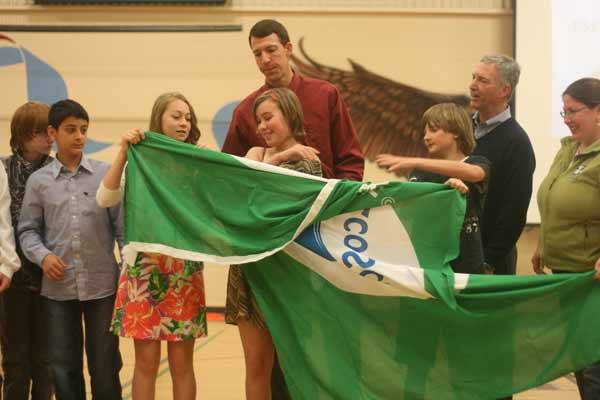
[445,178,469,194]
[41,253,67,281]
[118,128,145,151]
[375,154,416,175]
[281,144,320,162]
[595,257,600,281]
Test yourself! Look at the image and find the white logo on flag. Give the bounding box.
[289,206,432,299]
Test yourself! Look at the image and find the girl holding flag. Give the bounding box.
[97,92,206,400]
[225,87,322,400]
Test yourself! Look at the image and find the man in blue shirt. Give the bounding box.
[469,54,535,400]
[18,99,123,400]
[469,54,535,277]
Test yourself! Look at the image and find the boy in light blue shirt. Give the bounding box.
[18,99,123,400]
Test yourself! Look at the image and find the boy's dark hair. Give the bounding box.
[49,99,89,129]
[248,19,290,46]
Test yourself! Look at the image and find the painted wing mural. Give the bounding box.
[0,34,110,153]
[291,38,471,159]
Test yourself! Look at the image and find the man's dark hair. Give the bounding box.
[49,99,89,129]
[248,19,290,46]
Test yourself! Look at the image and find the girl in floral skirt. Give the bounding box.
[97,92,205,400]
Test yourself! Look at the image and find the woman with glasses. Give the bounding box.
[533,77,600,399]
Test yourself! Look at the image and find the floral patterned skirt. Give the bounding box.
[110,252,207,341]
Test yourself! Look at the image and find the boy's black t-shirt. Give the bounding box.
[409,155,491,274]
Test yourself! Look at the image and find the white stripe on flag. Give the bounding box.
[121,179,338,265]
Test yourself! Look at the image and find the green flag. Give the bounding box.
[123,132,600,399]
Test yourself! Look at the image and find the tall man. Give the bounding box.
[222,19,364,400]
[470,54,535,277]
[470,54,535,400]
[222,19,364,180]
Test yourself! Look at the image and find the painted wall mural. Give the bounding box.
[0,34,67,105]
[0,37,469,160]
[0,34,111,153]
[204,40,472,157]
[0,13,512,172]
[291,40,470,160]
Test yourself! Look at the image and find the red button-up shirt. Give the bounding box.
[222,73,364,180]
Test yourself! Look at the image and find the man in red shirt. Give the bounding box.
[222,19,364,181]
[222,19,364,400]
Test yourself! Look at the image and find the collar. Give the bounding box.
[287,70,301,92]
[473,107,512,139]
[263,69,300,91]
[562,135,600,156]
[473,107,512,128]
[50,154,93,179]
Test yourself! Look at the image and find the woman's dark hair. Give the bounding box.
[563,78,600,108]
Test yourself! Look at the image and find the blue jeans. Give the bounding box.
[44,295,122,400]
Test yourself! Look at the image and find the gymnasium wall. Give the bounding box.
[0,2,514,184]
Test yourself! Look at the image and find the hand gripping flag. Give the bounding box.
[123,132,600,400]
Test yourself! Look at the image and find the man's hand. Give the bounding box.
[41,254,67,281]
[0,273,11,293]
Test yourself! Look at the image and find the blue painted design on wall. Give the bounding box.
[21,48,68,105]
[84,139,112,153]
[0,47,22,66]
[211,100,240,149]
[0,35,111,154]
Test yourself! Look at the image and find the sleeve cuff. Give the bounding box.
[33,249,52,268]
[0,261,19,279]
[96,181,124,208]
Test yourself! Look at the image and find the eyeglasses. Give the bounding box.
[560,107,587,118]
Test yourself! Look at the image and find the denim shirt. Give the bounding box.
[18,156,123,301]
